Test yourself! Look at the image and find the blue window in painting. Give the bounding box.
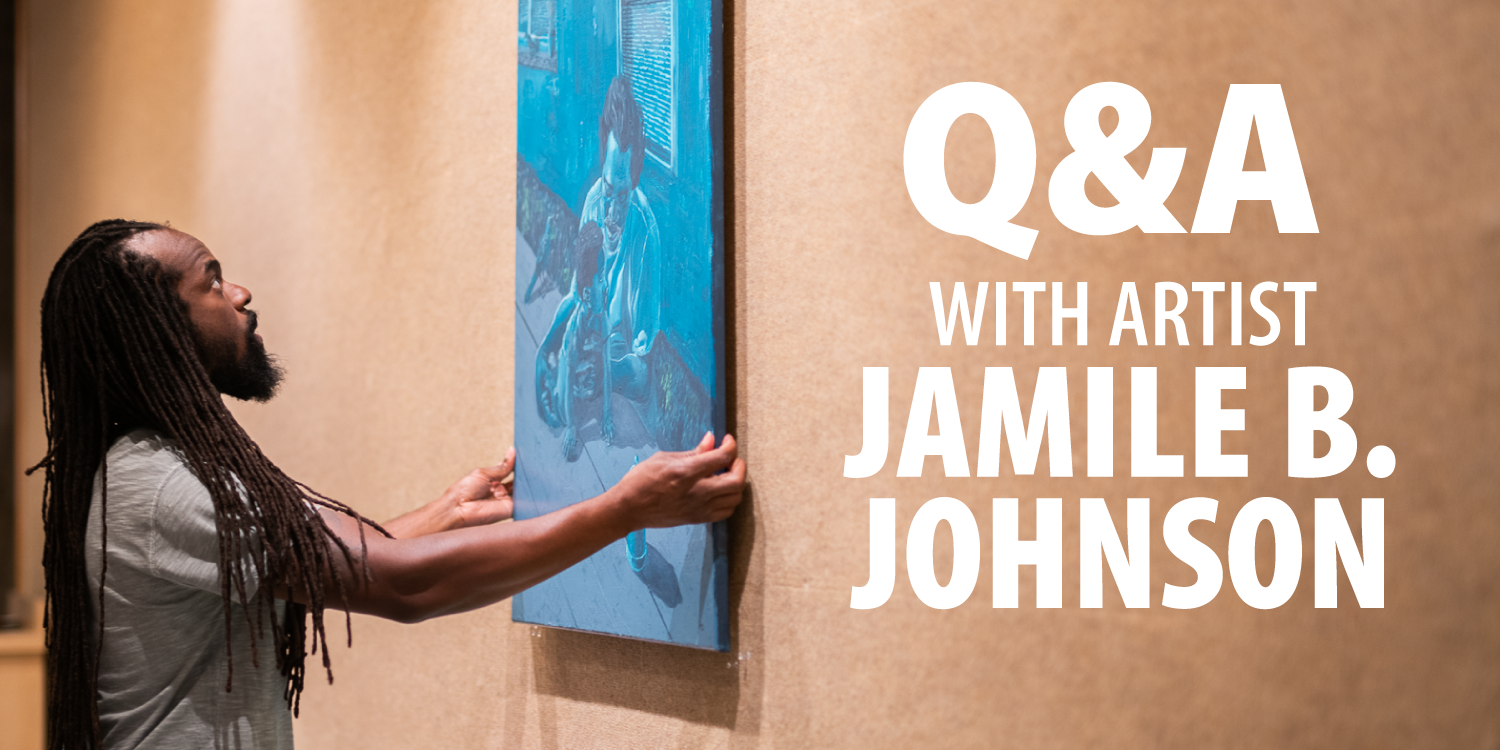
[620,0,674,171]
[520,0,558,72]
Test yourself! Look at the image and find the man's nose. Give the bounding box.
[229,282,252,309]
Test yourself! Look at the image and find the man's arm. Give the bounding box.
[282,433,745,623]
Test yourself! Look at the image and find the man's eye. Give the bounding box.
[212,278,222,289]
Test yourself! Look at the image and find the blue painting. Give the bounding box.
[513,0,727,650]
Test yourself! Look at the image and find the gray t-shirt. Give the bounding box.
[85,429,293,750]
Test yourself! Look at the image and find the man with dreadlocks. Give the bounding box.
[35,219,747,750]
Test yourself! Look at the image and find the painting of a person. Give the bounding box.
[536,75,663,459]
[536,223,608,460]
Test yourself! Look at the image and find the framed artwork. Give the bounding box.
[513,0,728,650]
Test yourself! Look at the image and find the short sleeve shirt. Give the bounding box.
[85,429,293,750]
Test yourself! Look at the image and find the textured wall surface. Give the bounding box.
[15,0,1500,747]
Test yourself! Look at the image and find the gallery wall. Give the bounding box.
[14,0,1499,747]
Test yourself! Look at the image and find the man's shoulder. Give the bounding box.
[627,190,659,242]
[107,428,186,469]
[99,429,198,510]
[91,428,235,594]
[629,188,655,218]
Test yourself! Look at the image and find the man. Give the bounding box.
[35,219,746,749]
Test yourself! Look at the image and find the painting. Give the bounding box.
[513,0,728,650]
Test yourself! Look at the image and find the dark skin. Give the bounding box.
[129,229,747,623]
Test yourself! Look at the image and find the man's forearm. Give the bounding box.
[372,489,635,621]
[315,488,635,623]
[380,504,450,539]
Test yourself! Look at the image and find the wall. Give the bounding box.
[14,0,1500,747]
[0,605,44,750]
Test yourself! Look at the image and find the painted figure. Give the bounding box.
[535,224,608,460]
[536,76,662,460]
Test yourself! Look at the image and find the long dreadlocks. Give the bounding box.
[32,219,383,749]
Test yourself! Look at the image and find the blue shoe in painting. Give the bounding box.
[626,529,648,572]
[626,526,683,607]
[633,540,683,608]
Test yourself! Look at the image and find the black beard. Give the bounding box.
[203,310,285,402]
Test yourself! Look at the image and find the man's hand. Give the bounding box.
[384,448,516,538]
[609,432,747,530]
[442,448,517,528]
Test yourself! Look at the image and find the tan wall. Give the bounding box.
[15,0,1499,747]
[0,605,45,750]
